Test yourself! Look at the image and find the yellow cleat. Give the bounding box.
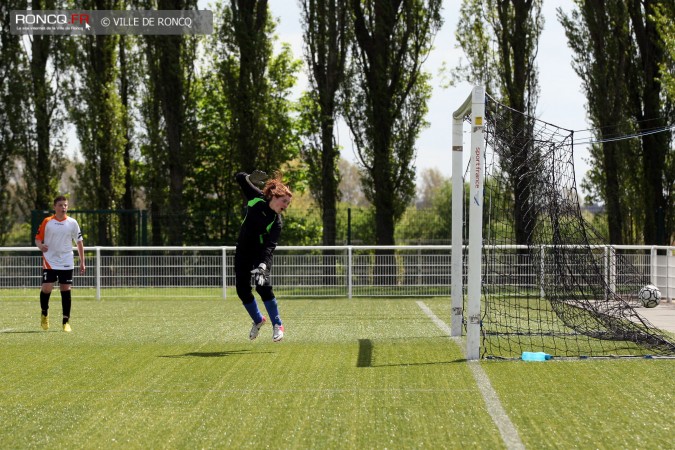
[63,323,72,333]
[41,314,49,330]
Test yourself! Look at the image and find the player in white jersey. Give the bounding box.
[35,196,85,332]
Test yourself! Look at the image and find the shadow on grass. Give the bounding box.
[159,349,274,358]
[0,329,46,334]
[357,339,465,367]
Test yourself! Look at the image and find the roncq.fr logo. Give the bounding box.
[15,13,90,27]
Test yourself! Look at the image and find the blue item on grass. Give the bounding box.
[521,351,552,361]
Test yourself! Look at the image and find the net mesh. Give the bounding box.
[463,93,675,358]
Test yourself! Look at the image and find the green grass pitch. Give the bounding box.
[0,297,673,449]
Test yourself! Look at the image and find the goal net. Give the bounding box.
[451,86,675,359]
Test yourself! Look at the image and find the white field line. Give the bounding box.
[417,301,525,450]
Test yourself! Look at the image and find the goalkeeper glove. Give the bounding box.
[251,263,270,286]
[248,170,269,190]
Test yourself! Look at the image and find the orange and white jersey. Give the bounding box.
[35,215,83,270]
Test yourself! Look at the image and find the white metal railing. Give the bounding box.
[0,245,672,301]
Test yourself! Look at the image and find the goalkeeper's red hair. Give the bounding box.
[262,172,292,215]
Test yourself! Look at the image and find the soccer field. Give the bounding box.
[0,298,673,449]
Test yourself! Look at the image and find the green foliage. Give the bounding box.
[337,204,375,245]
[560,1,674,245]
[654,4,675,100]
[453,0,498,92]
[217,0,302,173]
[455,0,543,247]
[65,32,127,245]
[455,0,543,106]
[653,3,675,245]
[298,0,351,246]
[0,1,30,243]
[282,205,323,245]
[176,1,303,246]
[183,71,240,245]
[396,179,452,244]
[344,0,442,245]
[2,222,32,246]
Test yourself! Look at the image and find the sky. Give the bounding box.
[265,0,594,192]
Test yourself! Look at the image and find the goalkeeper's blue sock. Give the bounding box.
[263,298,282,326]
[243,300,264,324]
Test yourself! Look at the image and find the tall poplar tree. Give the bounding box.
[68,1,125,245]
[344,0,442,251]
[182,0,300,245]
[0,1,29,242]
[653,3,675,244]
[118,34,140,245]
[559,1,635,244]
[455,0,543,246]
[226,0,270,172]
[220,0,300,178]
[561,0,673,245]
[627,0,672,245]
[299,0,350,248]
[139,0,199,245]
[20,0,67,212]
[139,35,167,245]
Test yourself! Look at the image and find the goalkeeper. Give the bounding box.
[234,170,292,342]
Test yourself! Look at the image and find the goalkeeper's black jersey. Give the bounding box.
[235,172,283,268]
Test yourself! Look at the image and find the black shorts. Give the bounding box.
[42,269,74,285]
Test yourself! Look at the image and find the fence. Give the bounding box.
[1,245,673,301]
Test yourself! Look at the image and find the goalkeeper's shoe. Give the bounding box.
[273,324,284,342]
[40,314,49,330]
[63,322,72,333]
[249,316,267,340]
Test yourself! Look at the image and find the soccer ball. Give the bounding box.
[638,284,661,308]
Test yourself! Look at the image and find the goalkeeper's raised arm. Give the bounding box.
[235,170,268,200]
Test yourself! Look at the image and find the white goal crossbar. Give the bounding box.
[452,86,485,360]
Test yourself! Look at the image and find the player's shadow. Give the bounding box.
[160,349,273,358]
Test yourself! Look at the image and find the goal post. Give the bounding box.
[451,87,675,359]
[451,85,485,360]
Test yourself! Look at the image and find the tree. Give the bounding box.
[0,0,29,243]
[338,158,369,207]
[299,0,350,248]
[118,34,141,245]
[138,0,200,245]
[397,172,452,244]
[626,0,672,245]
[561,1,674,245]
[221,0,301,175]
[179,0,301,245]
[417,167,446,208]
[344,0,442,249]
[18,0,67,214]
[225,0,269,172]
[139,30,169,245]
[456,0,543,247]
[559,1,635,245]
[654,3,675,98]
[67,1,126,246]
[155,0,200,245]
[653,3,675,244]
